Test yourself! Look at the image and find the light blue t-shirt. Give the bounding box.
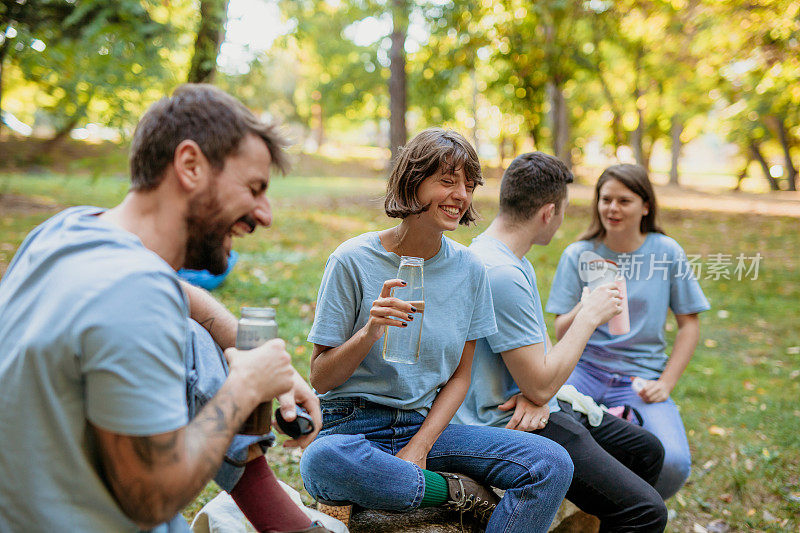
[0,207,190,532]
[546,233,711,379]
[454,234,559,428]
[307,232,497,414]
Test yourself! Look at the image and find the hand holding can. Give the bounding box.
[236,307,280,435]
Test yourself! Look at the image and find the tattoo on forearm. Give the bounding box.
[207,405,230,433]
[92,386,249,526]
[198,317,215,330]
[130,433,180,468]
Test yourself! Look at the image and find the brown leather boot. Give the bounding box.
[438,472,499,525]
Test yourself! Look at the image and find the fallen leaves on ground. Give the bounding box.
[708,425,727,436]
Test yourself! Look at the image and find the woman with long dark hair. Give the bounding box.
[546,164,710,499]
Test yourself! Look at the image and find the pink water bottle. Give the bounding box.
[586,259,630,335]
[609,274,630,335]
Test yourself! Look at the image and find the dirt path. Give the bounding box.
[0,193,58,214]
[474,182,800,218]
[578,183,800,218]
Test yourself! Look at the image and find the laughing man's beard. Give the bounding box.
[184,226,228,275]
[184,190,229,275]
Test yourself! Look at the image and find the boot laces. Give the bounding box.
[444,476,497,531]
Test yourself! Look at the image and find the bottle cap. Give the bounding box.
[399,256,424,267]
[241,307,276,319]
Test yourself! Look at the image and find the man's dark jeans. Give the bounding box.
[535,401,668,532]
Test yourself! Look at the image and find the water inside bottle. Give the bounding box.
[382,261,424,364]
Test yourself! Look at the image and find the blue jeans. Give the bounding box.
[185,319,275,492]
[300,398,573,533]
[566,360,691,499]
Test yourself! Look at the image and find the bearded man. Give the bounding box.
[0,85,324,532]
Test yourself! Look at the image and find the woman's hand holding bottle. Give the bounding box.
[363,279,418,343]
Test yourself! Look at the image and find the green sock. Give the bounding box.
[419,470,449,507]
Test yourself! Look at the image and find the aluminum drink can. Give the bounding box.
[238,307,278,435]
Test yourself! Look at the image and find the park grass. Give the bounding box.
[1,171,798,532]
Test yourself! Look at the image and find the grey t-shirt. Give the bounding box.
[454,234,559,428]
[546,234,710,378]
[0,207,190,532]
[307,232,497,414]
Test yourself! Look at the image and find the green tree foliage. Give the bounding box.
[3,0,178,145]
[410,1,488,136]
[442,0,599,167]
[216,48,301,125]
[278,0,385,148]
[3,0,799,193]
[715,0,799,190]
[577,1,717,177]
[1,0,88,133]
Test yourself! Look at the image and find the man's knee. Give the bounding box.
[632,429,666,486]
[642,430,666,466]
[646,496,669,531]
[627,477,670,530]
[655,447,691,499]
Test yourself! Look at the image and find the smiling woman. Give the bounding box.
[298,128,574,533]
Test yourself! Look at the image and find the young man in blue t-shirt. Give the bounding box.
[455,152,668,531]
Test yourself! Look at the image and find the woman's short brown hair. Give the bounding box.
[384,128,483,225]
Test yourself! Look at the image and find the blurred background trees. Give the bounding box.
[1,0,797,190]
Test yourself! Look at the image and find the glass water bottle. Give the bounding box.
[382,256,424,364]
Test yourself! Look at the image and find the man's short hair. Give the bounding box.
[384,128,484,225]
[129,84,289,191]
[499,152,573,223]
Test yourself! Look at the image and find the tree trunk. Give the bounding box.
[642,137,653,171]
[669,116,683,186]
[598,75,624,150]
[470,69,479,154]
[42,115,82,153]
[498,134,506,167]
[750,141,781,191]
[770,116,797,191]
[589,36,624,150]
[187,0,229,84]
[529,128,539,151]
[388,0,408,164]
[0,37,10,137]
[732,154,751,192]
[312,101,324,151]
[549,80,571,168]
[632,49,646,169]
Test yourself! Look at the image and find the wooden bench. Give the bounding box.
[327,500,599,532]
